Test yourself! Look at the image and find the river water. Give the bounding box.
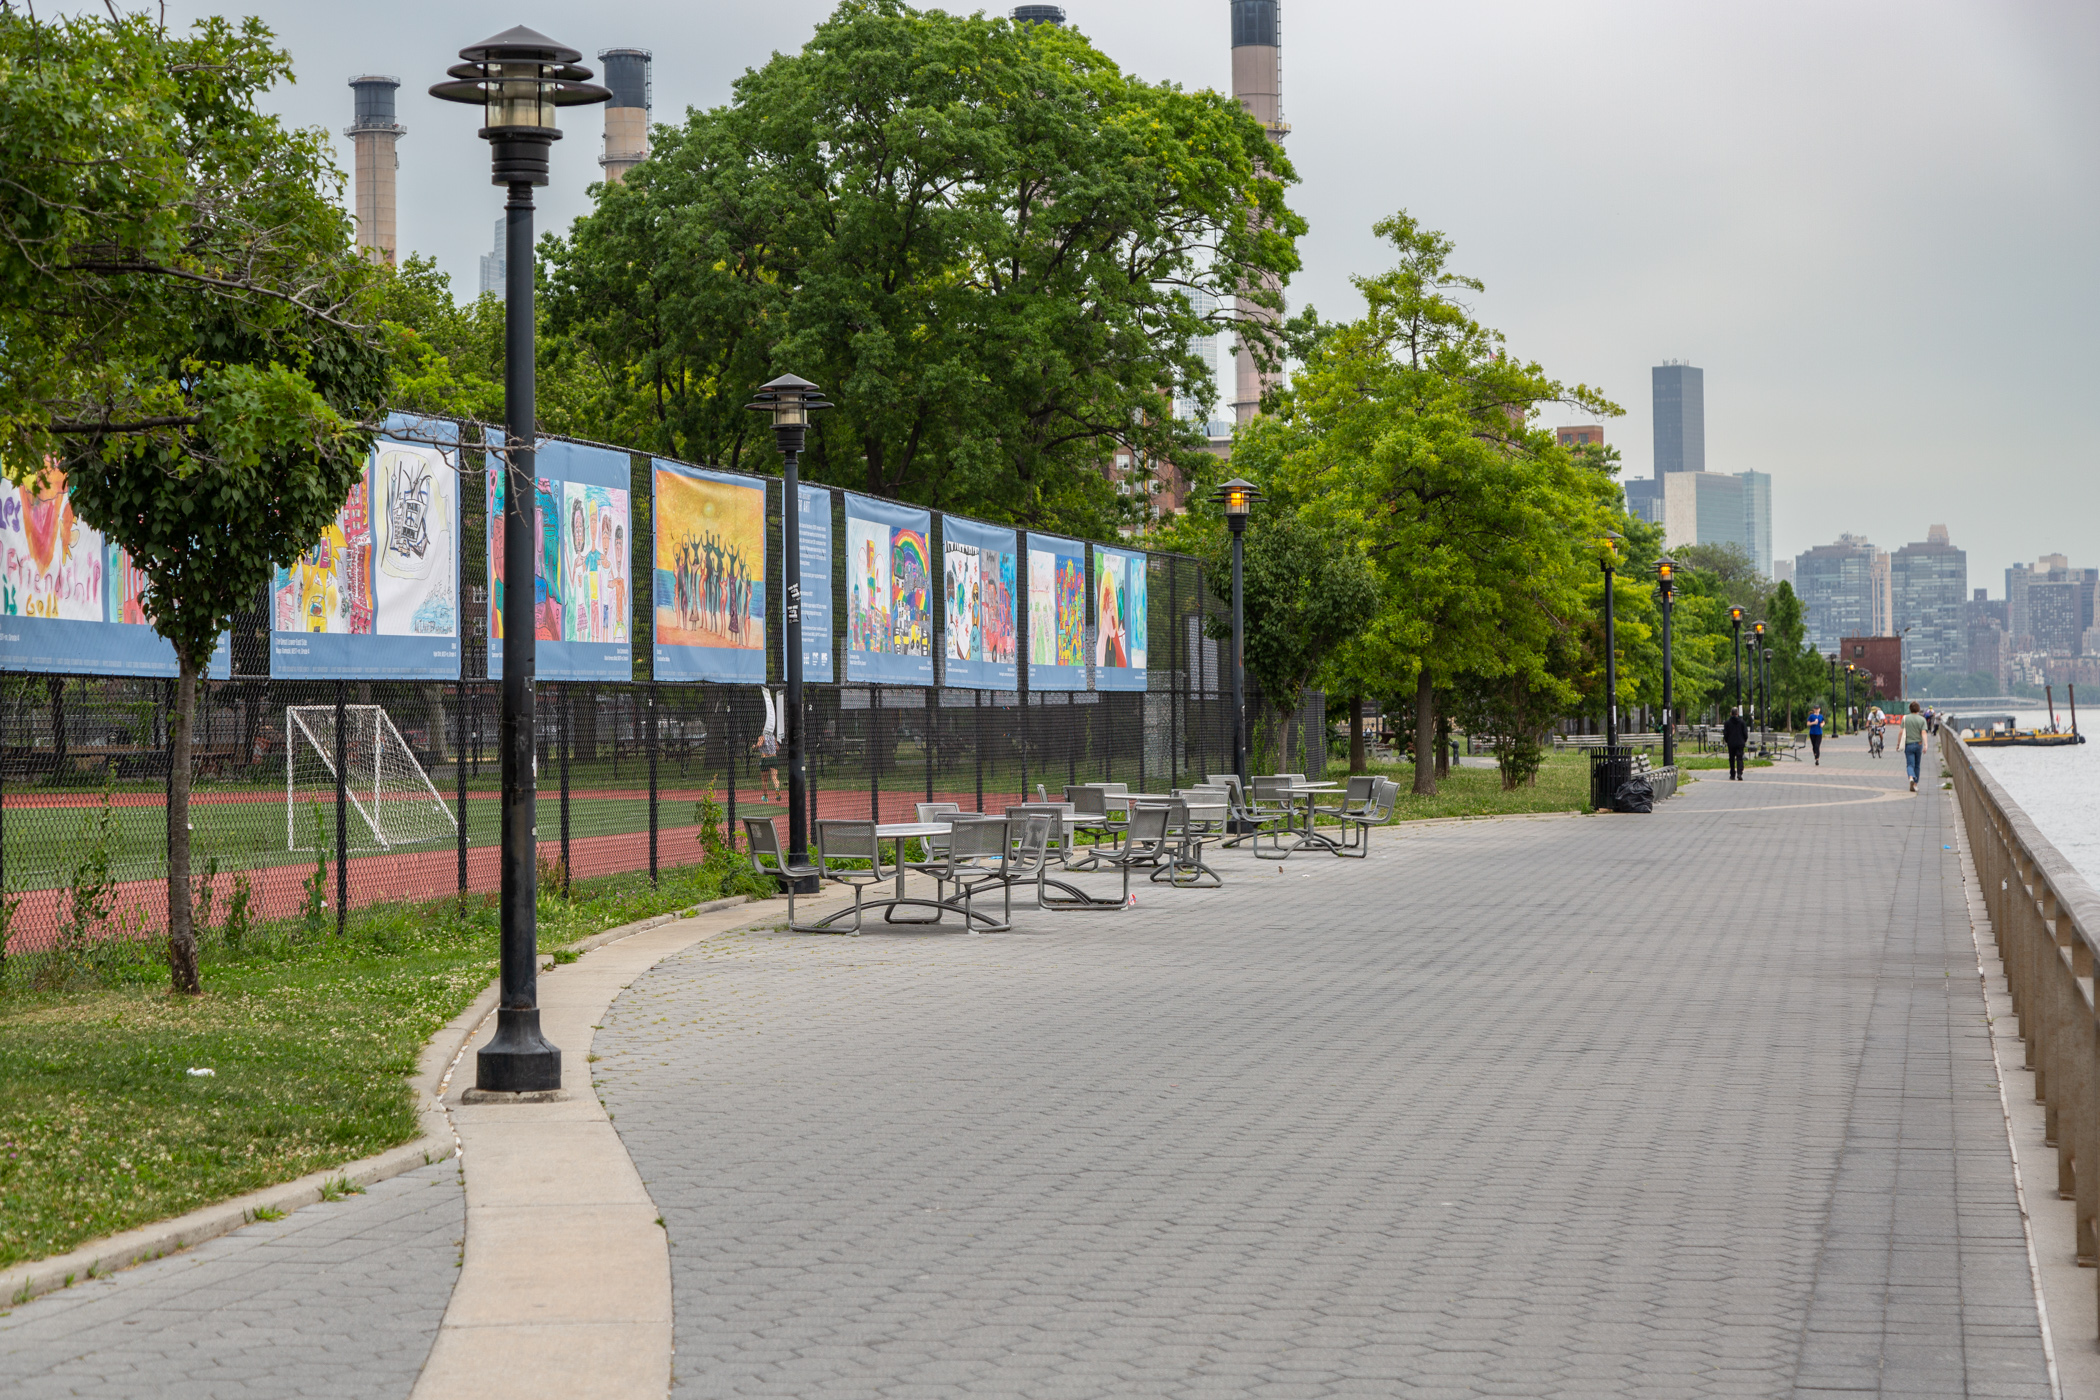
[1960,708,2100,891]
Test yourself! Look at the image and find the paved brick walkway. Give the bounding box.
[0,1162,461,1399]
[593,740,2053,1398]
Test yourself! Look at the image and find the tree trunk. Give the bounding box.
[166,659,200,994]
[1348,695,1365,774]
[1435,710,1451,779]
[1412,669,1436,797]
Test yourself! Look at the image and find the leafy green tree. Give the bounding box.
[1,9,388,992]
[541,0,1303,538]
[1259,213,1621,794]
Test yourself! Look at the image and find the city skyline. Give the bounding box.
[95,0,2100,580]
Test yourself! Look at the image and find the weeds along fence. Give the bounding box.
[0,597,1325,959]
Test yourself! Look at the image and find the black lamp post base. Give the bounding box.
[475,1008,562,1093]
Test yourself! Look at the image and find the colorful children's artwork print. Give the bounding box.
[276,483,369,637]
[652,462,765,683]
[0,464,227,676]
[373,443,457,639]
[563,482,630,646]
[940,515,1017,690]
[1024,532,1088,691]
[1,468,105,623]
[843,493,935,685]
[1092,545,1147,690]
[485,434,632,682]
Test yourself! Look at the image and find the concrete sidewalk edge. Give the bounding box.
[0,894,760,1311]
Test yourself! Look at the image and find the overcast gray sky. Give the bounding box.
[103,1,2100,593]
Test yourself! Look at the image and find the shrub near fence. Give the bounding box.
[1943,732,2100,1329]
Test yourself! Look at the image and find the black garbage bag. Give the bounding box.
[1612,776,1655,814]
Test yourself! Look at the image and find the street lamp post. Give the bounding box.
[1826,653,1838,733]
[1657,557,1677,767]
[1601,535,1621,750]
[1845,662,1856,734]
[1729,605,1744,720]
[1751,619,1768,741]
[432,26,607,1095]
[746,375,831,887]
[1761,645,1774,752]
[1211,478,1261,795]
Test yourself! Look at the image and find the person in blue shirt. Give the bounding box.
[1808,705,1825,766]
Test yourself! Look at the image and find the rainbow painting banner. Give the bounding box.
[1092,544,1148,692]
[940,515,1018,691]
[651,461,766,683]
[843,493,934,686]
[271,413,461,679]
[0,468,228,677]
[488,435,632,682]
[1025,532,1087,691]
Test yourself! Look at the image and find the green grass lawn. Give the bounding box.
[0,851,771,1275]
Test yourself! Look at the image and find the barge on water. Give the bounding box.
[1950,683,2087,747]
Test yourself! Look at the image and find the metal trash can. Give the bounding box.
[1589,746,1635,812]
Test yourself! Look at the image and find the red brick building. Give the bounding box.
[1840,635,1903,702]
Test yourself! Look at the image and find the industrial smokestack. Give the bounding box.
[1229,1,1287,426]
[598,48,653,183]
[345,76,404,263]
[1011,5,1067,23]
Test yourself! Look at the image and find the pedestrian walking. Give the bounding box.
[1723,706,1750,780]
[1902,700,1928,792]
[1807,705,1825,765]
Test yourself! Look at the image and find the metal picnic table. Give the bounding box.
[1254,781,1346,860]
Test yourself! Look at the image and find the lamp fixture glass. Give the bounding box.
[1210,477,1261,519]
[429,26,609,184]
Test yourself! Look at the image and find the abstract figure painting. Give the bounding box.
[274,419,460,679]
[844,493,934,685]
[652,461,766,683]
[1092,545,1147,691]
[1025,532,1088,691]
[941,514,1017,690]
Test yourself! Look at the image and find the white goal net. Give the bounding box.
[286,705,458,853]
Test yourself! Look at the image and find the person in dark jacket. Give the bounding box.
[1723,707,1751,780]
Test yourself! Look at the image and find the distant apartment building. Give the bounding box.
[1795,535,1881,651]
[1652,362,1704,475]
[1965,589,2009,689]
[2004,555,2095,655]
[1840,635,1902,702]
[1738,470,1771,582]
[1623,477,1663,525]
[1662,471,1743,556]
[1773,558,1794,587]
[1556,425,1604,449]
[478,216,504,297]
[1174,287,1235,455]
[1871,549,1892,635]
[1889,525,1967,672]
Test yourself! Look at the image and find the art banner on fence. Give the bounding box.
[1091,544,1147,691]
[651,461,765,683]
[488,435,632,682]
[941,515,1017,690]
[1025,532,1088,691]
[0,465,229,677]
[843,493,934,686]
[272,416,461,679]
[797,483,834,684]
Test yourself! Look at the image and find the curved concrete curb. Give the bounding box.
[0,895,758,1311]
[411,882,857,1400]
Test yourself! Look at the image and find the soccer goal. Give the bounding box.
[286,704,458,853]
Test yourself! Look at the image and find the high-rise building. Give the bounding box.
[1230,0,1286,427]
[1174,288,1235,447]
[346,76,404,263]
[597,49,652,183]
[1652,361,1704,474]
[2028,581,2085,655]
[1773,558,1794,587]
[1965,588,2009,689]
[1662,471,1746,557]
[1011,4,1068,21]
[1623,477,1663,525]
[478,216,504,298]
[1736,470,1771,580]
[2006,555,2083,648]
[1890,525,1967,673]
[1795,534,1881,651]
